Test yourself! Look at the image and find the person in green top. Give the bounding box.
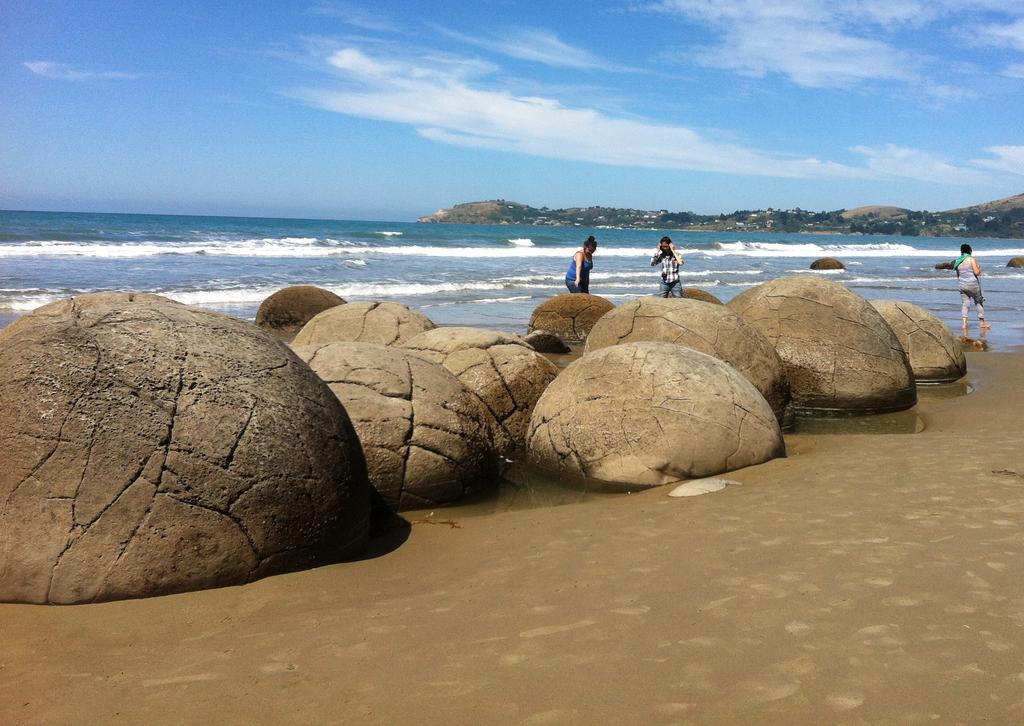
[952,243,991,334]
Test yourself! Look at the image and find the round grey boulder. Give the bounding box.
[294,342,496,511]
[0,299,370,605]
[255,285,345,338]
[585,298,790,419]
[810,257,845,270]
[870,300,966,383]
[728,275,916,414]
[293,301,435,348]
[527,342,785,490]
[401,327,559,455]
[528,293,614,342]
[1007,257,1024,268]
[0,291,176,343]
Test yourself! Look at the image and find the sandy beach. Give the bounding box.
[3,350,1023,724]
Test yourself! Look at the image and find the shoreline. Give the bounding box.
[4,351,1024,723]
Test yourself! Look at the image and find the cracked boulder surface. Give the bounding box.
[680,288,723,305]
[527,293,614,342]
[727,275,916,414]
[255,285,346,339]
[400,327,559,456]
[584,298,790,421]
[0,298,371,605]
[292,301,435,348]
[0,292,176,344]
[870,300,967,383]
[293,342,497,512]
[526,342,784,491]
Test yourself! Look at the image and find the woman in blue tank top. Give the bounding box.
[565,236,597,293]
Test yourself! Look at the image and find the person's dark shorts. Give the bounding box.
[566,279,589,294]
[660,279,680,297]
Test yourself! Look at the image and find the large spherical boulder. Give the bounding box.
[292,301,434,348]
[585,298,790,419]
[680,287,723,304]
[0,292,176,343]
[0,299,370,605]
[255,285,345,338]
[294,342,496,511]
[810,257,845,270]
[1007,257,1024,268]
[528,293,613,342]
[401,327,559,455]
[870,300,967,383]
[728,275,916,414]
[527,342,784,490]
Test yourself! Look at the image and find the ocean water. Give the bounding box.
[3,209,1024,349]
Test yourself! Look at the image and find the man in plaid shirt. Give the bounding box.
[651,236,685,297]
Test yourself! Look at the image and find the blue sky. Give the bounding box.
[1,0,1023,220]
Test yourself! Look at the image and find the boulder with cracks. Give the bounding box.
[401,327,559,455]
[293,301,435,348]
[527,342,785,491]
[870,300,966,383]
[527,293,614,342]
[584,297,790,420]
[294,342,497,511]
[0,297,370,605]
[728,275,916,414]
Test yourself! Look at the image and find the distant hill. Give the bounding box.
[418,194,1024,238]
[944,193,1024,215]
[840,205,910,220]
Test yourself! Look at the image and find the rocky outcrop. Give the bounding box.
[728,275,916,414]
[295,342,496,511]
[401,327,558,455]
[527,342,784,490]
[292,301,435,348]
[0,298,370,604]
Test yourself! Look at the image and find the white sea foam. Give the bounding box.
[376,231,403,236]
[4,238,1024,260]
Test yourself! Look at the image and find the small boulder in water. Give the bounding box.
[680,288,723,305]
[527,293,614,342]
[810,257,845,270]
[1007,257,1024,268]
[934,261,954,270]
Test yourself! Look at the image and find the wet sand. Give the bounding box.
[4,352,1024,724]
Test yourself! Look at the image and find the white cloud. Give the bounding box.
[300,46,1000,182]
[851,144,994,185]
[436,26,631,71]
[1003,62,1024,79]
[309,2,399,33]
[645,0,1022,93]
[24,61,140,81]
[975,17,1024,51]
[971,146,1024,176]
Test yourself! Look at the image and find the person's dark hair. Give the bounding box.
[660,236,672,245]
[960,243,972,255]
[584,235,597,249]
